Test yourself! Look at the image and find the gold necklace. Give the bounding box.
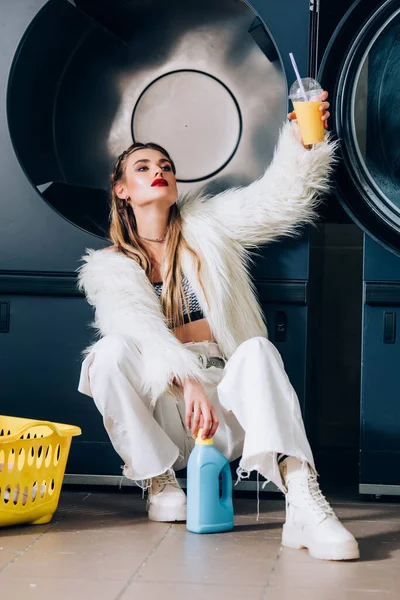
[138,232,167,243]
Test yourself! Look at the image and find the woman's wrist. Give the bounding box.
[172,376,198,392]
[182,376,200,394]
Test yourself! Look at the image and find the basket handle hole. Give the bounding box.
[3,485,11,504]
[54,444,61,466]
[21,486,29,506]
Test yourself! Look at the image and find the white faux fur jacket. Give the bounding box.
[78,122,336,403]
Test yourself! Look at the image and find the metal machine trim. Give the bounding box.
[364,282,400,306]
[359,483,400,496]
[0,271,307,305]
[63,473,280,493]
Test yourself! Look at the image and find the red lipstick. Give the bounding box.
[152,178,168,187]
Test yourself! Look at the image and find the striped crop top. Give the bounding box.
[153,274,204,325]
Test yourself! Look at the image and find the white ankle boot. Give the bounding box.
[280,457,359,561]
[146,469,187,522]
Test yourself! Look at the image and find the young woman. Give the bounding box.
[77,93,359,561]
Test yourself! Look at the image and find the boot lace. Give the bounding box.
[141,469,178,499]
[154,469,178,488]
[307,473,335,516]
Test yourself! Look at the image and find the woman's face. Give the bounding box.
[115,148,178,210]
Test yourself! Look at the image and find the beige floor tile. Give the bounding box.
[265,587,399,600]
[211,513,284,539]
[120,581,265,600]
[77,491,146,513]
[233,514,284,535]
[344,520,400,538]
[0,549,18,570]
[49,514,170,535]
[361,545,400,565]
[46,495,147,533]
[269,559,400,592]
[57,491,89,506]
[52,509,138,527]
[1,492,399,599]
[30,528,167,555]
[67,510,144,524]
[3,550,144,580]
[343,521,400,563]
[0,576,125,599]
[134,553,275,585]
[357,533,400,564]
[157,529,282,560]
[278,546,325,563]
[168,518,283,539]
[278,536,400,565]
[234,498,286,521]
[333,504,400,522]
[0,528,49,552]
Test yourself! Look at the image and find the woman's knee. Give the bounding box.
[240,336,275,353]
[238,336,283,364]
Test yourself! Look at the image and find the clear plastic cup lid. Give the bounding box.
[289,77,323,101]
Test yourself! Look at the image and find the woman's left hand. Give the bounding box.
[288,90,330,129]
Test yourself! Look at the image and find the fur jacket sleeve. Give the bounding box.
[77,248,206,404]
[180,122,338,247]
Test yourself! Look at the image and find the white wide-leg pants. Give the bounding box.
[78,336,315,492]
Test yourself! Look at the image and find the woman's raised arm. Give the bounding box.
[183,120,337,248]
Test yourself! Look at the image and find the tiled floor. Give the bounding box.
[0,489,399,599]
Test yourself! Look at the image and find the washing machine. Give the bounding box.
[0,0,317,485]
[318,0,400,495]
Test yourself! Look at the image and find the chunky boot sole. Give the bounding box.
[148,503,187,523]
[282,524,360,561]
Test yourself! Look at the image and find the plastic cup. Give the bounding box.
[289,77,325,145]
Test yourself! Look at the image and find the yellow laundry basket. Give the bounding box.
[0,415,81,528]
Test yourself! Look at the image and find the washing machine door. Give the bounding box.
[6,0,300,242]
[319,0,400,255]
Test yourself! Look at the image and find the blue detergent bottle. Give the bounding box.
[186,428,234,534]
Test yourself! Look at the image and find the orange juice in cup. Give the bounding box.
[289,78,325,145]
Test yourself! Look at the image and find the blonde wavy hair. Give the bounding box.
[109,142,206,328]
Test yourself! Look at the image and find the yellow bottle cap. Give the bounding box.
[195,428,214,445]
